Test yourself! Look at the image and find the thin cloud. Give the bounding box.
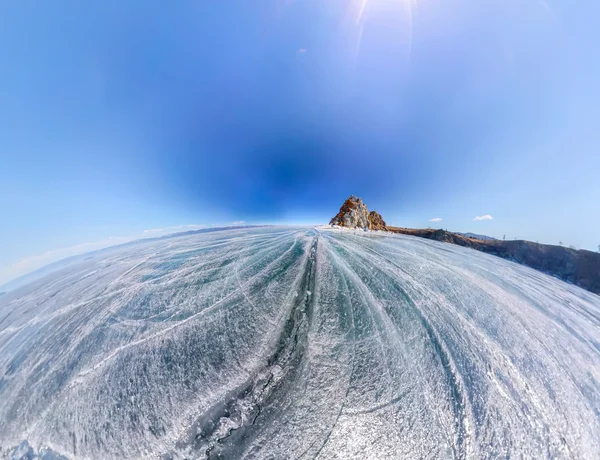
[231,221,246,226]
[296,48,307,62]
[429,218,443,222]
[0,224,207,286]
[171,224,205,230]
[0,236,134,286]
[473,215,493,221]
[142,225,206,236]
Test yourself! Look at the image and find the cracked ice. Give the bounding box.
[1,227,600,459]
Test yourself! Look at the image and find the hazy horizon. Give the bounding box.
[0,214,592,289]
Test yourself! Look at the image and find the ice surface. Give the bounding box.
[1,227,600,459]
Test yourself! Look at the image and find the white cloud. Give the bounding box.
[170,224,205,231]
[429,218,443,222]
[473,215,493,221]
[231,221,246,226]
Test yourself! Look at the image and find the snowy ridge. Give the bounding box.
[1,227,600,459]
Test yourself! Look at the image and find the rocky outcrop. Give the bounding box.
[330,196,370,229]
[330,196,387,231]
[368,211,387,231]
[329,196,599,295]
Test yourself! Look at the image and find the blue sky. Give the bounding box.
[1,0,599,285]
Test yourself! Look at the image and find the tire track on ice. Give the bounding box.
[296,237,358,460]
[166,234,319,460]
[325,232,473,459]
[71,233,306,383]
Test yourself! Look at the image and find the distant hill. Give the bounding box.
[457,232,496,241]
[388,227,600,295]
[327,196,600,296]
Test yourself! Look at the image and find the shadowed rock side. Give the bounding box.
[388,227,600,295]
[1,227,600,459]
[368,211,387,231]
[330,196,387,231]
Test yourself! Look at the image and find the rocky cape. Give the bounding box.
[328,196,599,296]
[329,196,387,231]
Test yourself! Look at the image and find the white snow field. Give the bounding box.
[1,226,600,459]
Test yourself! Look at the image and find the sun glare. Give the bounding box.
[350,0,416,67]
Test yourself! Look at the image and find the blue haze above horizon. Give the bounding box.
[1,0,599,284]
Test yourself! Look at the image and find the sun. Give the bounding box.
[349,0,417,66]
[354,0,418,25]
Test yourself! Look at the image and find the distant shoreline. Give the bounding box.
[388,227,600,295]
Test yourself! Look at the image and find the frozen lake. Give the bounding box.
[1,227,600,459]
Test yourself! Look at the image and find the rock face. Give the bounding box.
[329,196,370,229]
[330,196,387,230]
[368,211,387,231]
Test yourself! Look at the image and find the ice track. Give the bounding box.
[1,227,600,459]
